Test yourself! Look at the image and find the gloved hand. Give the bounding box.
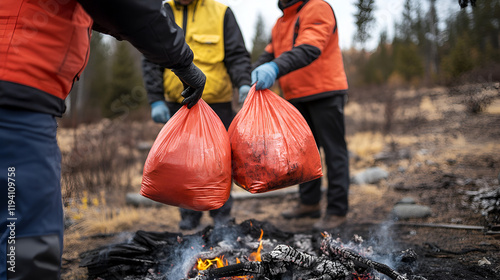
[251,62,279,90]
[151,101,171,123]
[172,62,206,109]
[238,85,251,104]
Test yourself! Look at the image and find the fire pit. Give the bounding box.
[80,219,429,280]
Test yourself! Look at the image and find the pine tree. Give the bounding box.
[425,0,439,77]
[353,0,375,49]
[396,0,411,42]
[102,40,144,119]
[84,32,110,121]
[251,13,269,63]
[471,0,500,58]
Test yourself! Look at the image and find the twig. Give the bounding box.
[395,222,485,231]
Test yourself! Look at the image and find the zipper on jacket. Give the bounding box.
[182,6,188,35]
[73,26,92,83]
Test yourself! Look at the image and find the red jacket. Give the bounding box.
[257,0,348,101]
[0,0,92,114]
[0,0,194,116]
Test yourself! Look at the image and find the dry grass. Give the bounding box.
[60,84,500,279]
[485,99,500,114]
[347,131,386,158]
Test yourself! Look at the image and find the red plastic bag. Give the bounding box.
[140,100,231,211]
[229,85,323,193]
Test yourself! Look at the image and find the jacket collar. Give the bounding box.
[173,0,202,9]
[278,0,307,11]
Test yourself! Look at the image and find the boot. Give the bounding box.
[179,209,202,230]
[281,203,321,219]
[313,214,346,230]
[179,215,201,230]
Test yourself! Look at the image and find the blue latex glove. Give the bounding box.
[251,62,279,90]
[238,85,251,104]
[151,101,171,123]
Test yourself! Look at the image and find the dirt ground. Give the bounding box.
[61,84,500,279]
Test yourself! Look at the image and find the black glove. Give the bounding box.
[172,63,206,109]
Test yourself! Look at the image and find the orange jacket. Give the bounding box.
[0,0,195,116]
[264,0,348,101]
[0,0,92,107]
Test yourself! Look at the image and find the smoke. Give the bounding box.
[160,224,247,279]
[368,220,399,268]
[329,219,415,279]
[161,234,205,280]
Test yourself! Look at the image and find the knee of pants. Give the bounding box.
[7,234,61,280]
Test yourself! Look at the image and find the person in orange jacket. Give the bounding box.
[252,0,350,230]
[0,1,205,279]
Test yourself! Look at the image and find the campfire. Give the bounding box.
[80,220,428,280]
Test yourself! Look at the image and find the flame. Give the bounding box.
[197,255,226,271]
[248,229,264,262]
[352,272,375,280]
[195,229,264,279]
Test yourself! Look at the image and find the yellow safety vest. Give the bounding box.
[164,0,232,104]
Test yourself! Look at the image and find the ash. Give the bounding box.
[80,219,426,280]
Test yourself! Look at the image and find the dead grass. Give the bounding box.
[347,131,386,158]
[60,84,500,279]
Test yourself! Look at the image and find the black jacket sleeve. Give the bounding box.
[223,8,251,88]
[273,44,321,78]
[142,58,166,105]
[252,51,275,70]
[77,0,193,70]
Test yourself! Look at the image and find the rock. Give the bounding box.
[392,204,432,219]
[137,141,153,151]
[397,197,416,205]
[446,159,457,165]
[126,192,162,207]
[374,149,411,162]
[425,160,438,167]
[351,167,389,185]
[478,257,491,266]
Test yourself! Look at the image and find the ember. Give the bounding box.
[188,232,426,280]
[79,220,428,280]
[194,229,264,279]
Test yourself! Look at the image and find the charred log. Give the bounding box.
[321,234,409,280]
[187,239,427,280]
[185,244,350,280]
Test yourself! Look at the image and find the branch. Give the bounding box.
[321,234,409,280]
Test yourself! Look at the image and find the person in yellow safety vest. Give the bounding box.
[142,0,252,230]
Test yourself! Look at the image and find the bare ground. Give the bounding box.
[61,84,500,279]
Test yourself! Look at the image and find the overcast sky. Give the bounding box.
[217,0,460,51]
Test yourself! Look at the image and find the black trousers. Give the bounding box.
[166,101,234,221]
[290,95,349,216]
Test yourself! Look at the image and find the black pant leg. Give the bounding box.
[292,95,350,215]
[291,102,323,206]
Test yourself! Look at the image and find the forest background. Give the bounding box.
[63,0,500,124]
